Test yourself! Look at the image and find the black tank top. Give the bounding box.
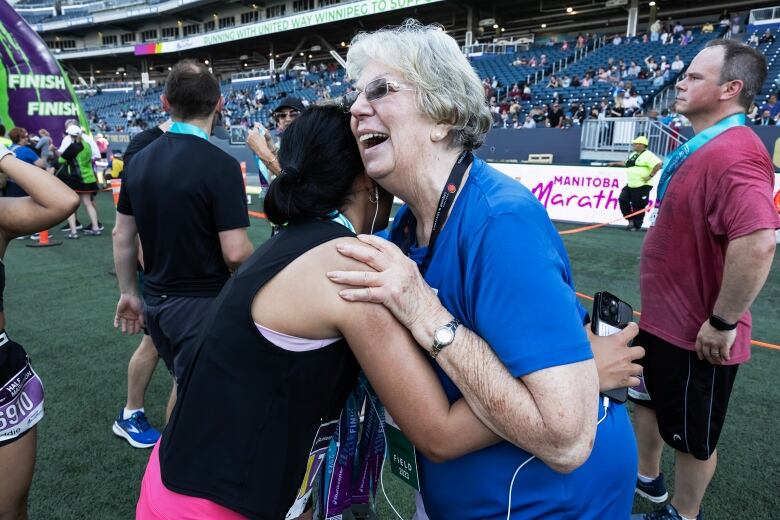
[160,219,360,519]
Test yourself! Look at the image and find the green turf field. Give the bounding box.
[8,194,778,519]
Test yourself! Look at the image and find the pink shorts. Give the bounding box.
[136,440,248,520]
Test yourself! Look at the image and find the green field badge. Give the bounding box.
[385,418,420,491]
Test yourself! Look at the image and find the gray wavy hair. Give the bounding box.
[346,19,492,151]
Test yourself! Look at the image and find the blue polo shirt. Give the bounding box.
[388,157,636,519]
[7,145,40,197]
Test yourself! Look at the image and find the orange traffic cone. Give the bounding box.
[240,161,251,205]
[26,229,62,248]
[111,178,122,207]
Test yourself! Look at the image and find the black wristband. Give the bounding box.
[709,314,738,331]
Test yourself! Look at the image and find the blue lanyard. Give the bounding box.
[330,212,356,233]
[168,122,210,141]
[656,113,745,205]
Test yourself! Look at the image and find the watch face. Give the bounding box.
[435,327,454,345]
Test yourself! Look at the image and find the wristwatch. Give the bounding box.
[709,314,738,331]
[430,318,461,359]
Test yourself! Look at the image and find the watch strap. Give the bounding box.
[709,314,738,331]
[430,318,461,359]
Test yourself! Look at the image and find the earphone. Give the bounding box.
[505,396,610,519]
[369,184,379,235]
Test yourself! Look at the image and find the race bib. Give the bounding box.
[0,362,45,442]
[286,420,339,519]
[646,207,659,227]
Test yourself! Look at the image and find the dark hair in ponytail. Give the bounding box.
[264,105,364,225]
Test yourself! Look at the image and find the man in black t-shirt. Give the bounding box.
[547,103,565,128]
[113,61,252,406]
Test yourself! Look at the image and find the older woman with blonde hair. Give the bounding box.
[328,20,642,519]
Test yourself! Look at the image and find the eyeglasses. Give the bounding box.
[275,110,300,120]
[343,77,413,110]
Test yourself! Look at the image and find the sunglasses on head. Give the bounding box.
[343,77,413,110]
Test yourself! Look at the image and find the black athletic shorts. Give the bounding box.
[0,331,44,447]
[630,329,739,460]
[144,295,214,382]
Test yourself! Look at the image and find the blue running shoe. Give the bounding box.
[112,409,160,448]
[635,473,669,503]
[631,503,703,520]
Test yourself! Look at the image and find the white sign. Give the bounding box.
[135,0,443,55]
[488,163,780,231]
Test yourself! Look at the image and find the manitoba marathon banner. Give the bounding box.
[0,2,89,136]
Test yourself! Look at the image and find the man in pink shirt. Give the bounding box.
[630,40,779,520]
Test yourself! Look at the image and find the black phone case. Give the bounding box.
[591,292,634,403]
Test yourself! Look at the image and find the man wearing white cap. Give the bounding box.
[610,135,661,230]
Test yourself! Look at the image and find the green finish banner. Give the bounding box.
[0,1,89,135]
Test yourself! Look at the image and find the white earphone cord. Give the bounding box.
[506,396,610,519]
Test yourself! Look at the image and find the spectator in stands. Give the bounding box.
[522,115,536,128]
[530,104,547,124]
[759,94,780,118]
[570,102,585,125]
[571,74,582,87]
[582,72,593,87]
[652,70,666,88]
[748,32,760,47]
[672,21,684,35]
[561,75,571,88]
[754,109,774,126]
[730,12,741,37]
[760,29,775,44]
[645,55,658,72]
[747,102,759,121]
[521,84,533,101]
[718,10,730,27]
[576,33,586,48]
[509,83,521,100]
[528,55,538,67]
[597,67,609,82]
[702,22,714,34]
[671,55,685,72]
[631,39,777,520]
[650,19,662,42]
[343,21,641,519]
[540,54,548,66]
[680,30,694,46]
[609,135,661,231]
[547,103,565,128]
[547,75,560,88]
[562,40,570,51]
[613,34,623,46]
[610,96,626,117]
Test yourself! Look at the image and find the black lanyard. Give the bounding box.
[399,151,473,275]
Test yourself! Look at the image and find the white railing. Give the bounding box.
[749,6,780,26]
[580,117,687,160]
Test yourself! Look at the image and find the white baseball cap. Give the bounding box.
[65,125,82,136]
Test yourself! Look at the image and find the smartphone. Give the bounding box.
[591,291,633,403]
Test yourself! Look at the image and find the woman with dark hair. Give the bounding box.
[136,104,504,519]
[0,146,78,520]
